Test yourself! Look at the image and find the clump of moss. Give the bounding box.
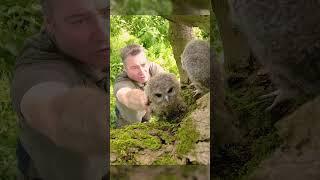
[213,77,283,179]
[155,174,178,180]
[181,87,197,111]
[152,153,177,165]
[110,121,179,163]
[176,117,200,156]
[237,132,282,179]
[111,128,160,154]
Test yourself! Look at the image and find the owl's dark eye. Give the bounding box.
[167,87,173,93]
[155,93,162,98]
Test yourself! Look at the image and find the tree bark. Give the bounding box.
[211,0,251,74]
[164,15,210,33]
[168,21,193,85]
[171,0,211,15]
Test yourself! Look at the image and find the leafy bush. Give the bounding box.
[111,0,172,15]
[0,1,42,178]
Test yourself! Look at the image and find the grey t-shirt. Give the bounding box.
[114,62,164,127]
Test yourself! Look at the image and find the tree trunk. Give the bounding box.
[164,15,210,33]
[171,0,211,15]
[211,0,251,74]
[168,21,193,85]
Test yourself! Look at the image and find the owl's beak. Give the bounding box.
[165,95,169,102]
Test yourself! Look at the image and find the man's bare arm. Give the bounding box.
[21,82,107,155]
[116,88,147,111]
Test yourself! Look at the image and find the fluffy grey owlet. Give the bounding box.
[145,73,186,121]
[181,39,210,95]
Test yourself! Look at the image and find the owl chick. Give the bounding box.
[145,73,186,122]
[228,0,320,110]
[181,39,210,95]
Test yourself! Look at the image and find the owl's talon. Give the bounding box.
[188,83,196,89]
[259,89,297,112]
[193,89,202,97]
[259,90,280,100]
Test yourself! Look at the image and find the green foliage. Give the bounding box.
[0,1,42,75]
[113,15,179,74]
[111,0,172,15]
[0,77,18,179]
[0,1,42,178]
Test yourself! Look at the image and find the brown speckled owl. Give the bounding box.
[145,73,186,121]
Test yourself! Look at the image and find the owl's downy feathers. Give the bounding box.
[181,39,210,95]
[228,0,320,110]
[145,73,186,121]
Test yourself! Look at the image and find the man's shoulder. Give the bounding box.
[114,72,136,92]
[115,72,131,83]
[16,30,69,68]
[13,29,82,82]
[11,32,83,106]
[148,62,165,76]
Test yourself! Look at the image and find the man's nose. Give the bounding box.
[138,67,143,75]
[137,66,144,75]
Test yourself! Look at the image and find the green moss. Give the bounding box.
[181,88,197,107]
[155,174,178,180]
[213,82,283,179]
[176,117,199,156]
[159,131,175,144]
[152,153,177,165]
[111,125,160,155]
[110,121,179,163]
[237,132,282,179]
[113,158,138,165]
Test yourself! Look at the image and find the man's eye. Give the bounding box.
[141,64,146,67]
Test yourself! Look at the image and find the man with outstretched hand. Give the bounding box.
[11,0,109,179]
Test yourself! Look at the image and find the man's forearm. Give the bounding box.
[125,90,141,110]
[117,88,147,111]
[51,87,107,155]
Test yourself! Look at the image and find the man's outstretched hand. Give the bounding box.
[127,89,149,111]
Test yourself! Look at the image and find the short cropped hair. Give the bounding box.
[120,44,145,65]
